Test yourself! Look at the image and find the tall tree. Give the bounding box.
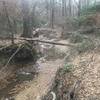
[45,0,49,20]
[78,0,81,16]
[61,0,66,37]
[2,1,14,44]
[74,0,82,16]
[62,0,67,17]
[21,0,32,38]
[50,0,55,28]
[69,0,72,16]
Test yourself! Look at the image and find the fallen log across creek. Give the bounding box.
[0,37,77,47]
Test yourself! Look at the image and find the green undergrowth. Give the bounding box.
[70,32,87,43]
[76,39,95,53]
[62,63,74,74]
[74,15,96,28]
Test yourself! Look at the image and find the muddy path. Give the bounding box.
[14,39,70,100]
[14,59,64,100]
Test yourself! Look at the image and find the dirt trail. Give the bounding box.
[15,59,64,100]
[14,40,69,100]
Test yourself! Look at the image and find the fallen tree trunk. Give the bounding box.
[0,37,76,47]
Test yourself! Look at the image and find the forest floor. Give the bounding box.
[0,29,71,99]
[1,27,100,100]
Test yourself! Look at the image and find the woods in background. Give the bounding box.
[0,0,98,38]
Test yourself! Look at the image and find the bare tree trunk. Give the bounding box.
[31,2,37,28]
[62,0,67,17]
[2,1,14,44]
[45,0,49,21]
[61,0,66,37]
[94,0,97,4]
[21,0,32,38]
[50,0,55,29]
[69,0,72,16]
[78,0,82,17]
[86,0,90,7]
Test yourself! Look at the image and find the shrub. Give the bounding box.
[74,15,96,27]
[77,39,95,53]
[70,32,85,43]
[62,63,74,73]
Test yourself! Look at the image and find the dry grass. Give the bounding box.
[0,67,16,89]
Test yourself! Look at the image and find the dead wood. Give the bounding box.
[0,37,76,47]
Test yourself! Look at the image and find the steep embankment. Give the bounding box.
[42,13,100,100]
[72,50,100,99]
